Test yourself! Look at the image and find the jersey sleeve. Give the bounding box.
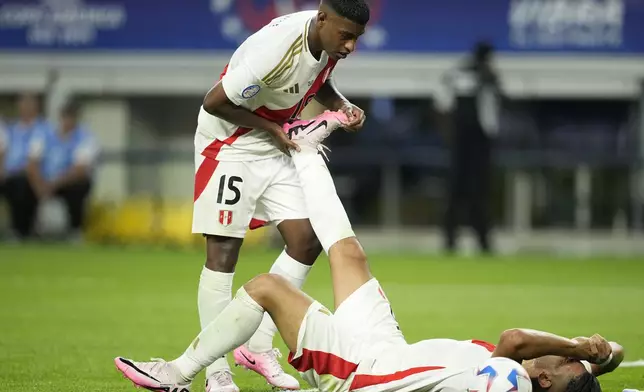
[221,61,265,106]
[221,34,303,105]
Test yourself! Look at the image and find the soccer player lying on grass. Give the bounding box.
[115,111,624,392]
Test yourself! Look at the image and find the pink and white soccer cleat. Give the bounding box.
[283,110,349,153]
[233,345,300,390]
[114,356,192,392]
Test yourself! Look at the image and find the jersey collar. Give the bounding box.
[303,17,325,66]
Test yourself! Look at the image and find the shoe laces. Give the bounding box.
[317,144,331,162]
[211,369,235,386]
[148,358,172,378]
[260,348,285,378]
[150,358,190,384]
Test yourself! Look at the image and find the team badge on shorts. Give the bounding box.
[241,84,261,99]
[219,210,233,226]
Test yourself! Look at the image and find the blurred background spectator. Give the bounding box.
[0,94,51,241]
[436,42,503,255]
[26,102,98,242]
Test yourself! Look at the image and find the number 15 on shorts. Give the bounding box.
[217,175,243,205]
[217,175,243,227]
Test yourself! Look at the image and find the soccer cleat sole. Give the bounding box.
[114,357,190,392]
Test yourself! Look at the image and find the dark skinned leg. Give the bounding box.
[204,234,243,273]
[276,218,322,267]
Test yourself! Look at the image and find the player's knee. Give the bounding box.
[205,235,243,272]
[329,237,367,265]
[244,273,288,306]
[283,224,322,265]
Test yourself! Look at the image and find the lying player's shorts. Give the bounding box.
[192,152,307,238]
[288,279,405,392]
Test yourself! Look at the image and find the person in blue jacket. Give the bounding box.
[0,94,52,240]
[27,102,98,241]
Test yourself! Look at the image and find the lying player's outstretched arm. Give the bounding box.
[491,329,615,369]
[573,337,624,376]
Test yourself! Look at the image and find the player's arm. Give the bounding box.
[203,82,282,134]
[202,60,299,155]
[314,78,350,111]
[574,338,624,376]
[491,329,613,365]
[315,77,364,131]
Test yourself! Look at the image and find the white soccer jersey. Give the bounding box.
[197,10,337,162]
[288,280,498,392]
[351,339,495,392]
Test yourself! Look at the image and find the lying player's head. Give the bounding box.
[523,356,601,392]
[316,0,369,60]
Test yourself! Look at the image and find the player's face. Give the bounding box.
[523,356,589,392]
[317,11,365,61]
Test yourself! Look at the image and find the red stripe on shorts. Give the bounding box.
[249,218,268,230]
[193,127,250,202]
[349,366,445,390]
[289,349,358,381]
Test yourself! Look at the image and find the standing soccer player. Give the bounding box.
[190,1,368,391]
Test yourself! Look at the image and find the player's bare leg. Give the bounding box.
[235,219,321,389]
[287,111,374,308]
[115,274,313,392]
[327,237,372,308]
[277,219,323,265]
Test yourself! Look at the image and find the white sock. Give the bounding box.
[173,287,265,380]
[291,151,355,253]
[198,267,234,376]
[247,249,312,352]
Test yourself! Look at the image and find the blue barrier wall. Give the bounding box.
[0,0,643,53]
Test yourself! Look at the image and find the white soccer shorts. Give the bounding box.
[288,279,405,392]
[192,153,308,238]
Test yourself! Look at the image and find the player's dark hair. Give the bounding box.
[564,372,602,392]
[323,0,370,25]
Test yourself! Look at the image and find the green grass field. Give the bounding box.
[1,245,643,392]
